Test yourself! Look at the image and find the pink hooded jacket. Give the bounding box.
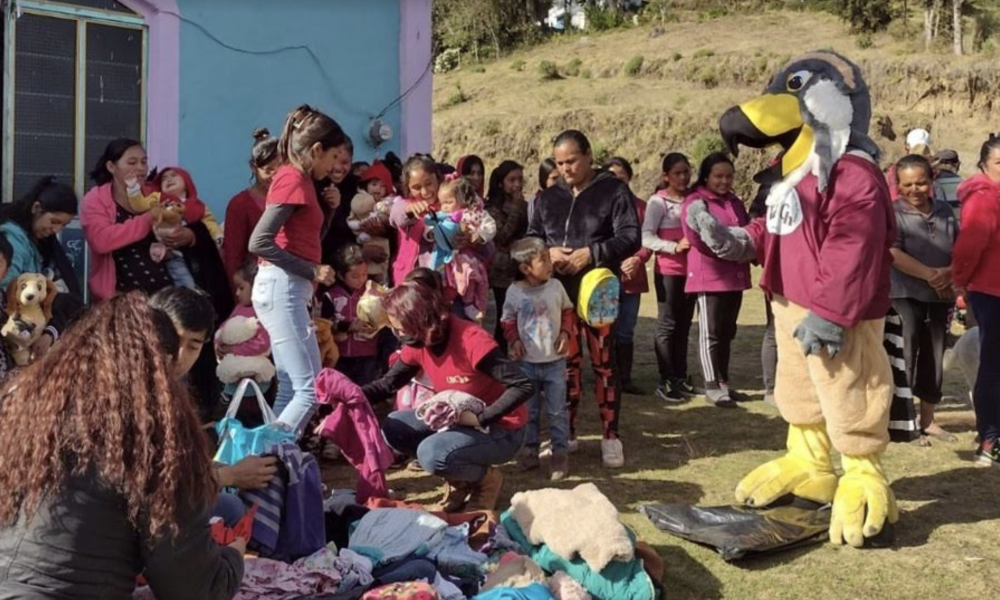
[315,369,394,502]
[80,183,154,302]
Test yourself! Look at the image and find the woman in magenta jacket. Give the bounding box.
[681,153,750,408]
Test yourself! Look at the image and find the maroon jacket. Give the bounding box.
[953,174,1000,297]
[746,154,896,328]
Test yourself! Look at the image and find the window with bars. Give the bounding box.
[3,0,146,202]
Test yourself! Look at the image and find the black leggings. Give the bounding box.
[893,297,950,404]
[696,291,743,388]
[654,272,696,384]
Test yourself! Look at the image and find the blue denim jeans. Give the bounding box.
[165,252,197,289]
[252,264,321,437]
[617,292,641,344]
[382,409,525,481]
[212,492,247,527]
[519,359,569,453]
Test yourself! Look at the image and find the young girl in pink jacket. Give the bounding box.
[681,153,750,408]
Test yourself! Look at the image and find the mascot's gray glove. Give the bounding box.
[793,311,844,358]
[685,200,757,262]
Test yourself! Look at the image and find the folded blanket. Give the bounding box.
[510,483,633,572]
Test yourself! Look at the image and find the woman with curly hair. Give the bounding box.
[0,293,244,600]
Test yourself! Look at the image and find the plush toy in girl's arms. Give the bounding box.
[215,314,275,397]
[1,273,57,366]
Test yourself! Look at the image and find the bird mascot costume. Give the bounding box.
[686,50,898,547]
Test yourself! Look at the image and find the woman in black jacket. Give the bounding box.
[0,293,243,600]
[525,129,641,469]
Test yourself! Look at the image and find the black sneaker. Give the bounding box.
[973,441,1000,469]
[727,388,755,403]
[706,388,737,409]
[674,377,703,398]
[655,382,687,404]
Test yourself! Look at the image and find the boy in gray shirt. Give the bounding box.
[501,237,574,480]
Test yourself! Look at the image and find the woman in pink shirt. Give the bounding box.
[643,153,698,403]
[681,153,751,408]
[81,139,195,302]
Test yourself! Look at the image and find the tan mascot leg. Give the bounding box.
[736,296,899,547]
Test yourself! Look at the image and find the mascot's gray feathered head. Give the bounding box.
[719,50,879,192]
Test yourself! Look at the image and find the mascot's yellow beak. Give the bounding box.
[720,93,815,176]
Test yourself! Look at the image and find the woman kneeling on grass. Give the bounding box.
[0,293,243,600]
[363,280,534,512]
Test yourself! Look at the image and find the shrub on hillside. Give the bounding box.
[693,48,716,59]
[565,58,583,77]
[624,55,644,77]
[511,59,526,71]
[435,48,461,73]
[672,52,683,62]
[446,84,469,107]
[470,64,486,73]
[539,60,562,81]
[691,133,728,165]
[581,68,593,79]
[585,4,624,31]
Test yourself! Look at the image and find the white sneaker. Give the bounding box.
[601,438,625,468]
[541,438,580,458]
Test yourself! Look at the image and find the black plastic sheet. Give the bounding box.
[640,500,831,562]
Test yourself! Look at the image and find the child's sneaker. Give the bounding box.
[550,452,569,481]
[973,440,1000,469]
[516,447,541,471]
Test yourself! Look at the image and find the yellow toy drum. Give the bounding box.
[577,268,620,328]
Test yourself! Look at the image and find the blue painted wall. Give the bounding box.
[174,0,402,217]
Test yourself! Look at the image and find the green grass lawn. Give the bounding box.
[325,270,999,600]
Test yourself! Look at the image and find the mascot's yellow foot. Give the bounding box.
[736,424,839,507]
[829,453,899,548]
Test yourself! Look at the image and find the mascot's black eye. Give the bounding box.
[786,70,812,92]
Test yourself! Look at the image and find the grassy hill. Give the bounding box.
[433,9,999,196]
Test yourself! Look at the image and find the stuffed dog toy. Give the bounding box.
[2,274,57,366]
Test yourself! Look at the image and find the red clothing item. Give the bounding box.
[746,154,895,328]
[621,195,652,295]
[268,165,323,264]
[954,174,1000,297]
[152,166,207,224]
[401,316,526,430]
[223,188,266,279]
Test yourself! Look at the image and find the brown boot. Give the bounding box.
[466,467,504,511]
[439,480,472,513]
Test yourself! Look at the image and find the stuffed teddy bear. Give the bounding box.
[314,317,340,368]
[1,274,57,366]
[348,191,392,283]
[356,280,389,332]
[214,314,275,396]
[148,196,186,263]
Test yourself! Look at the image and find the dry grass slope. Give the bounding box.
[433,10,1000,198]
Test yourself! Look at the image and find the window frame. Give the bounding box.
[2,0,148,201]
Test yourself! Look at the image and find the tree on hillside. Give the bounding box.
[433,0,553,60]
[924,0,944,48]
[954,0,964,54]
[838,0,895,33]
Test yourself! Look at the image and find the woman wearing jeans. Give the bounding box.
[953,133,1000,468]
[605,157,652,395]
[249,105,348,436]
[363,281,534,512]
